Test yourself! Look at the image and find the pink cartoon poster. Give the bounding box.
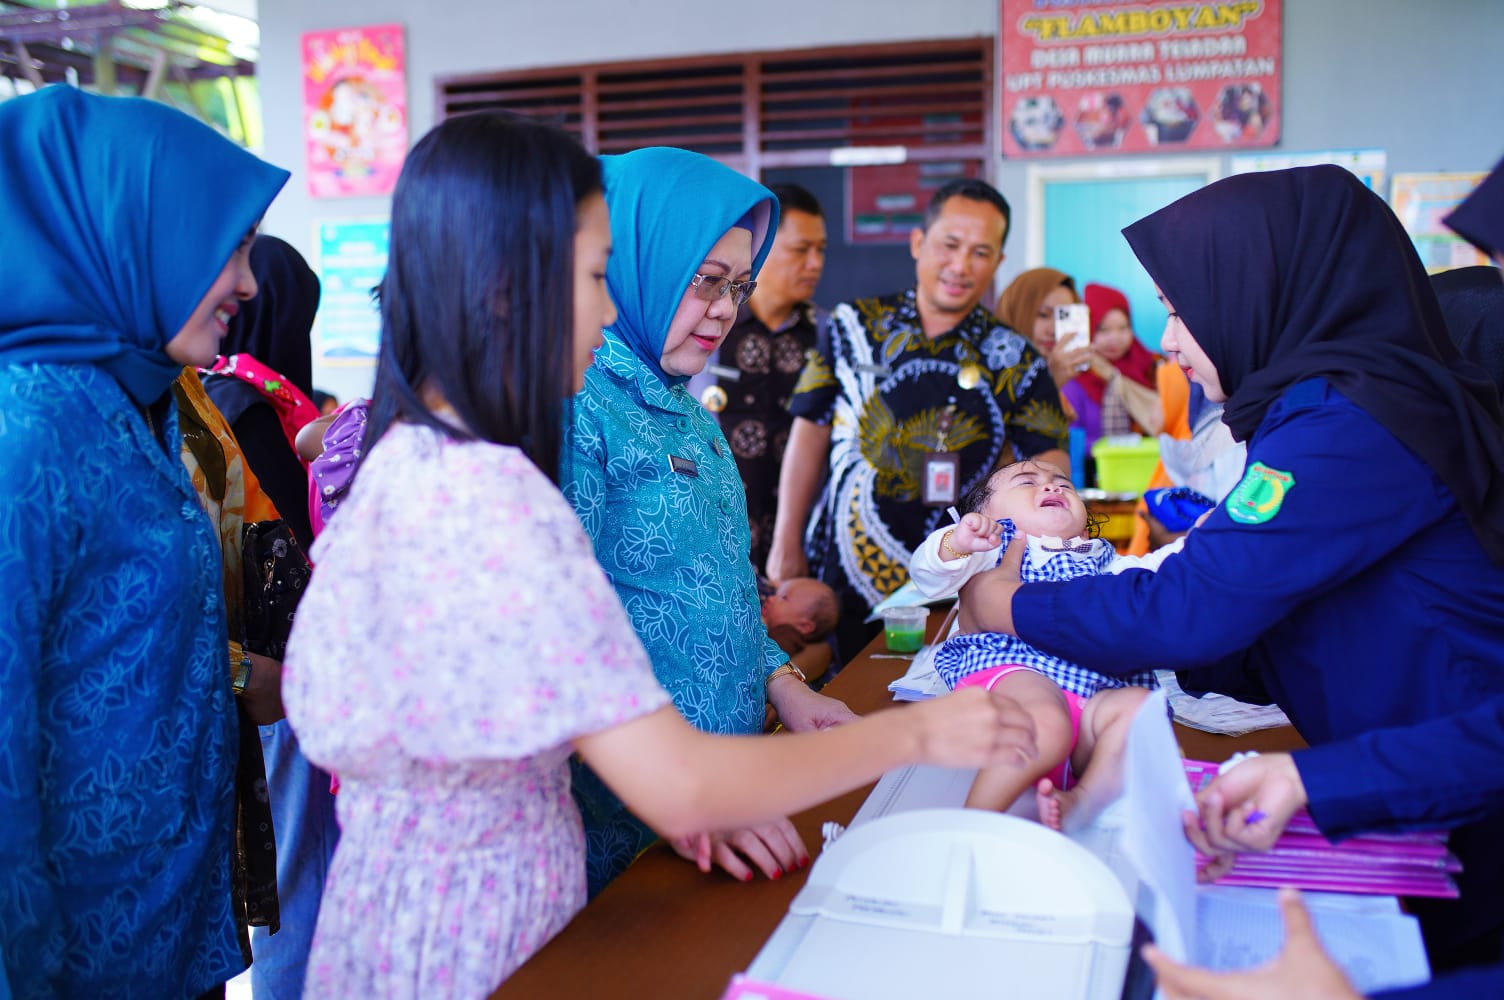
[302,24,408,198]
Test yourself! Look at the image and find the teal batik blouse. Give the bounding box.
[565,332,786,892]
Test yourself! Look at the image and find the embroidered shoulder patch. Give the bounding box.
[1225,462,1295,524]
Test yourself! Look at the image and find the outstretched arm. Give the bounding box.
[574,688,1037,843]
[766,417,830,582]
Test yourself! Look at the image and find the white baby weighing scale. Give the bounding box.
[746,808,1135,1000]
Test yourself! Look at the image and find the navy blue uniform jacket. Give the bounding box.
[1014,378,1504,953]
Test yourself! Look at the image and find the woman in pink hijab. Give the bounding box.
[1062,281,1163,456]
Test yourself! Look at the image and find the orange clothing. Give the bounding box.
[1126,364,1191,555]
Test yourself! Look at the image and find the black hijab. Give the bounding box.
[1432,265,1504,393]
[1445,155,1504,259]
[1123,164,1504,565]
[223,234,319,399]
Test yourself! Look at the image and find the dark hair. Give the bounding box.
[961,459,1105,538]
[364,112,601,484]
[922,178,1012,248]
[769,182,823,221]
[959,474,997,517]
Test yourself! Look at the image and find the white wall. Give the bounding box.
[259,0,996,398]
[255,0,1504,399]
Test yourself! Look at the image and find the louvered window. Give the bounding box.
[435,38,993,175]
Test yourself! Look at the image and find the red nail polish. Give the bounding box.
[771,868,783,880]
[743,871,754,882]
[800,856,811,868]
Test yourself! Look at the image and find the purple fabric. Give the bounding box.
[1062,379,1102,452]
[309,399,369,535]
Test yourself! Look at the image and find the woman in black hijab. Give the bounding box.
[203,235,321,549]
[961,165,1504,970]
[1432,265,1504,393]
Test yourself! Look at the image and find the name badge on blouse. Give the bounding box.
[854,362,893,378]
[705,363,741,382]
[922,452,960,506]
[668,455,699,478]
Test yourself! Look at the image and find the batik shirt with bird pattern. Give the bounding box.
[788,288,1068,610]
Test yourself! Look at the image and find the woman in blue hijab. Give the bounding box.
[565,148,860,894]
[0,86,288,997]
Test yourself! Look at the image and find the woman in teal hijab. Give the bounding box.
[565,147,859,894]
[0,86,288,997]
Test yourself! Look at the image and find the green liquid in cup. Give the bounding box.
[885,624,926,653]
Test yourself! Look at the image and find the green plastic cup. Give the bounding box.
[882,605,929,653]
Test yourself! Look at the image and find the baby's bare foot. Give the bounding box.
[1036,777,1063,830]
[1035,777,1082,831]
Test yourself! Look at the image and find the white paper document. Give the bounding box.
[886,644,947,701]
[1194,888,1429,995]
[1119,690,1198,964]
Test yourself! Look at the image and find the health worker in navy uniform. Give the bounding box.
[960,164,1504,973]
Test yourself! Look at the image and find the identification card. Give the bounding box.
[668,455,699,477]
[922,451,960,506]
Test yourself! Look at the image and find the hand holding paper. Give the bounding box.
[1184,752,1309,864]
[1144,888,1363,1000]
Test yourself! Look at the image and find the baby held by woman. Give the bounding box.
[910,460,1180,829]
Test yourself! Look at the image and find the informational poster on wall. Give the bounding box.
[1230,148,1386,191]
[999,0,1282,158]
[846,160,981,244]
[313,219,389,367]
[302,24,408,197]
[1390,173,1492,273]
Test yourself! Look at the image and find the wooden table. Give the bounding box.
[492,633,1304,1000]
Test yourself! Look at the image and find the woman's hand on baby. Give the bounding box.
[669,819,809,882]
[953,512,1003,553]
[956,534,1026,636]
[909,687,1037,770]
[1182,752,1307,878]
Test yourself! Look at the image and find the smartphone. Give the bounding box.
[1054,303,1091,369]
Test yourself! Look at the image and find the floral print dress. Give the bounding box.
[283,422,668,999]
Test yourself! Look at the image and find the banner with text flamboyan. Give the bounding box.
[1000,1,1281,157]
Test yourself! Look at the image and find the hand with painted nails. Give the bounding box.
[669,818,808,882]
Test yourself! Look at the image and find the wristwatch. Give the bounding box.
[766,661,808,687]
[232,650,252,695]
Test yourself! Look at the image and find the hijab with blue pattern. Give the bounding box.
[599,147,777,386]
[0,86,289,406]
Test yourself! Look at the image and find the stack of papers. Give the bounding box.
[886,644,947,701]
[1183,759,1459,898]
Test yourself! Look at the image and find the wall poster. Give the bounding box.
[302,24,408,198]
[1000,0,1282,158]
[1390,173,1492,273]
[313,218,389,367]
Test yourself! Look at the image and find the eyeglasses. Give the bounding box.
[690,273,757,306]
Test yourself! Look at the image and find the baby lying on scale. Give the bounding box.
[909,460,1182,829]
